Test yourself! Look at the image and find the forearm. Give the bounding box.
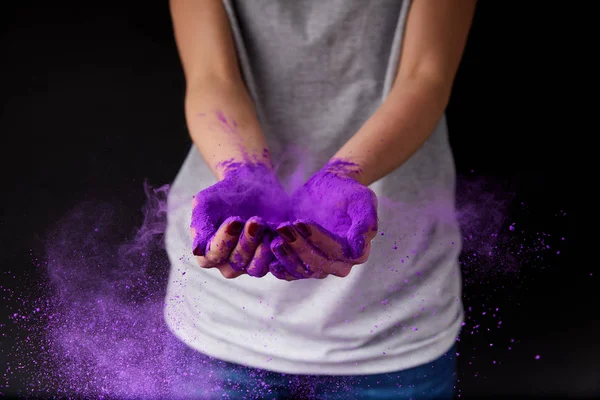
[185,77,270,181]
[333,76,450,186]
[170,0,269,181]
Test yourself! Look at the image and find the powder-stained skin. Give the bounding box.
[290,159,378,260]
[190,162,289,261]
[190,158,378,279]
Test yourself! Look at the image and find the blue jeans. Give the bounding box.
[180,344,457,400]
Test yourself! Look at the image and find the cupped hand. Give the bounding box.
[190,163,289,279]
[271,161,378,280]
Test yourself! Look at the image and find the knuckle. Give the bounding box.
[195,256,210,268]
[220,268,239,279]
[332,265,351,277]
[205,251,225,264]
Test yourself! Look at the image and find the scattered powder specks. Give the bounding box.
[1,168,568,398]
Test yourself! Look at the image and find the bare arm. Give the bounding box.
[170,0,270,180]
[334,0,478,186]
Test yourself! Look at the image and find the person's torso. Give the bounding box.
[163,0,464,374]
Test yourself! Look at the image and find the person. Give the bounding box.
[164,0,477,398]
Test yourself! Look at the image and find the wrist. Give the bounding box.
[218,159,276,182]
[322,158,367,185]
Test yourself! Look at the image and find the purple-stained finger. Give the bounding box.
[246,236,273,277]
[271,235,308,279]
[204,216,245,265]
[291,220,346,260]
[268,260,291,280]
[287,222,352,277]
[229,217,265,272]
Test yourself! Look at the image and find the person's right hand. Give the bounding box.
[270,160,378,280]
[190,162,290,279]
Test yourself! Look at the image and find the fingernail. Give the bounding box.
[226,221,243,236]
[192,244,203,256]
[277,226,296,243]
[248,222,261,238]
[295,222,311,238]
[276,244,289,256]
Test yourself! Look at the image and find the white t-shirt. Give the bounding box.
[163,0,463,375]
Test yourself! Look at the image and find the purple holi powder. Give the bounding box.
[1,184,319,398]
[191,158,376,268]
[289,159,377,259]
[1,150,568,397]
[190,162,290,259]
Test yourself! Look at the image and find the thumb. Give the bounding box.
[191,192,221,257]
[346,189,378,259]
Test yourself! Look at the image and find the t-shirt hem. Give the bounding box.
[164,306,462,376]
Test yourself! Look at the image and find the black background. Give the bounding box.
[0,1,591,399]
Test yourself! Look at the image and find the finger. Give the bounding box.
[272,223,329,279]
[284,223,352,277]
[291,220,346,260]
[194,255,245,280]
[190,191,220,257]
[346,188,379,259]
[268,259,298,281]
[205,217,245,265]
[228,217,266,272]
[271,235,312,279]
[353,241,372,265]
[195,255,211,268]
[315,272,330,279]
[215,264,245,279]
[246,236,273,278]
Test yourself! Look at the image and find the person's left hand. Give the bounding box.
[270,162,378,280]
[190,162,289,279]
